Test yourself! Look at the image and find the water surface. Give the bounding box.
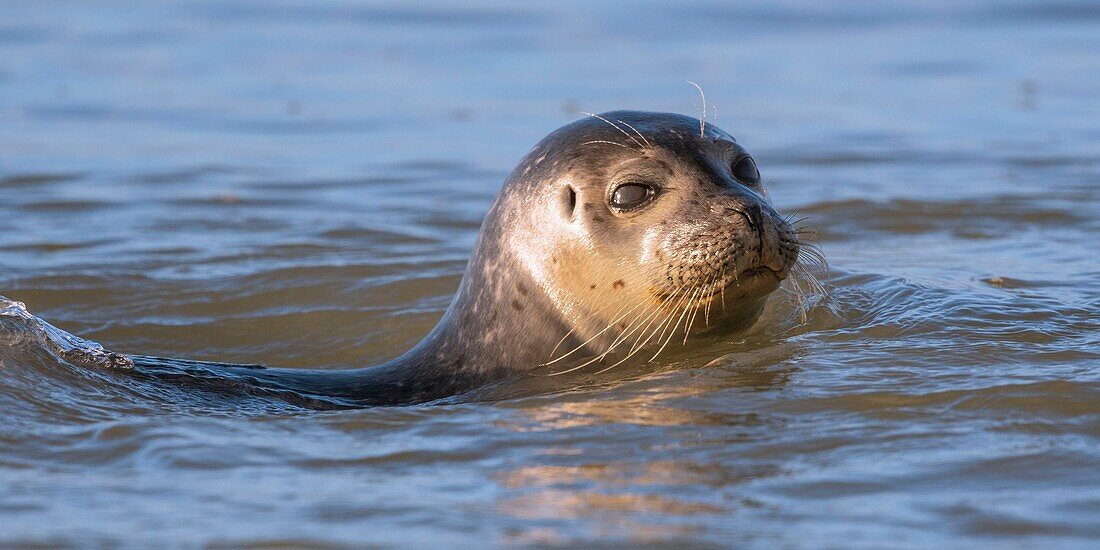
[1,0,1099,546]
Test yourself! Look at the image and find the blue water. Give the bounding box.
[1,1,1098,547]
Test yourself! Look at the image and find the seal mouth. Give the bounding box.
[739,266,782,280]
[694,265,784,302]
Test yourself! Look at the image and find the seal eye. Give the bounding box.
[609,183,653,211]
[732,156,760,186]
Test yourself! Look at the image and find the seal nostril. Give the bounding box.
[749,203,763,231]
[563,185,577,219]
[735,204,763,232]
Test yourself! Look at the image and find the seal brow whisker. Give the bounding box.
[582,140,634,150]
[580,112,646,149]
[613,118,652,149]
[688,81,706,137]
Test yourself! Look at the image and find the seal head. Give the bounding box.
[415,111,800,378]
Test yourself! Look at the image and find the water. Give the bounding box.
[1,0,1098,546]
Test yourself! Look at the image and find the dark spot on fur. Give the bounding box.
[552,256,558,264]
[516,283,528,295]
[590,284,597,289]
[613,280,625,289]
[619,322,627,330]
[592,215,604,222]
[511,299,525,311]
[584,202,593,211]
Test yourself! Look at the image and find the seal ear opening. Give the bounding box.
[563,185,577,220]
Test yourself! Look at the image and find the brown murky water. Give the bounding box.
[1,1,1098,546]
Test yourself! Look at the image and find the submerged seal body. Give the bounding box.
[130,111,801,406]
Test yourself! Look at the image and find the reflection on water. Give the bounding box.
[2,0,1099,546]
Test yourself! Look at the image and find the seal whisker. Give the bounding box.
[544,301,645,365]
[594,305,657,361]
[547,329,575,360]
[591,312,672,375]
[629,283,686,356]
[593,290,690,375]
[596,285,689,362]
[650,287,701,361]
[688,81,707,137]
[796,243,829,281]
[641,286,696,357]
[580,112,645,149]
[549,296,672,376]
[541,297,649,366]
[599,300,665,359]
[591,315,671,375]
[613,118,653,150]
[590,296,687,375]
[581,140,635,150]
[702,269,722,326]
[547,348,612,376]
[787,267,810,322]
[545,287,680,376]
[796,262,827,298]
[682,290,706,345]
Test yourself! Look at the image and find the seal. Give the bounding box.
[123,111,803,406]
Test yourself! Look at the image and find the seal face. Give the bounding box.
[475,111,800,373]
[104,110,805,406]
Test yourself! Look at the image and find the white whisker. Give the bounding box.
[688,81,706,137]
[581,112,645,149]
[541,297,647,366]
[581,140,634,150]
[649,287,700,361]
[613,118,652,149]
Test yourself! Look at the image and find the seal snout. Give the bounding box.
[660,190,798,305]
[728,195,797,277]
